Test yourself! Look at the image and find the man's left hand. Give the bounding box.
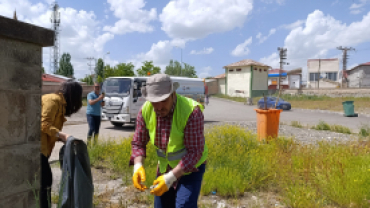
[150,171,177,196]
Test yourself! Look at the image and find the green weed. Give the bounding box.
[89,124,370,208]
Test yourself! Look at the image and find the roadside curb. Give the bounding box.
[210,97,250,105]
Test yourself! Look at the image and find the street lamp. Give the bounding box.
[175,46,182,76]
[103,51,110,65]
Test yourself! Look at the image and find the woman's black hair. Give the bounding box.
[56,80,83,117]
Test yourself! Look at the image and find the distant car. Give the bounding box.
[257,97,291,110]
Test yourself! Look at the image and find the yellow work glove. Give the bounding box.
[133,163,147,191]
[150,171,177,196]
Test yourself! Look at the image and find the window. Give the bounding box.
[229,69,234,72]
[327,72,337,81]
[236,68,241,71]
[133,81,146,98]
[309,73,319,81]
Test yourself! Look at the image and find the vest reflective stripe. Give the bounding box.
[157,148,187,161]
[142,94,208,174]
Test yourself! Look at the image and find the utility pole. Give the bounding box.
[277,47,288,90]
[85,57,96,76]
[337,46,355,88]
[318,58,321,89]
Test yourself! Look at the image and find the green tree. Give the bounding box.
[56,53,74,78]
[103,63,136,79]
[137,61,161,76]
[103,65,115,78]
[95,58,104,83]
[115,63,135,77]
[164,59,197,78]
[79,75,94,85]
[182,63,197,78]
[42,67,45,74]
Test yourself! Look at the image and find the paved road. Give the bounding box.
[204,98,369,131]
[51,98,368,161]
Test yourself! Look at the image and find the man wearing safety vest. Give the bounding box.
[130,74,208,208]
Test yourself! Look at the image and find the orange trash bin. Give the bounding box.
[254,109,283,141]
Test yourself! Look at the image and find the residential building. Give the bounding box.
[204,78,218,95]
[268,69,288,90]
[223,59,270,98]
[287,68,302,89]
[307,58,340,88]
[346,62,370,88]
[213,73,226,94]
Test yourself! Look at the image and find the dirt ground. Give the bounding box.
[51,165,286,208]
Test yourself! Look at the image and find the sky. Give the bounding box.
[1,0,370,80]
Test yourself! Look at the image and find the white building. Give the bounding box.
[223,59,270,98]
[307,58,340,88]
[346,62,370,88]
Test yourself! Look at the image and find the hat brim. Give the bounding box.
[142,82,180,103]
[144,93,172,103]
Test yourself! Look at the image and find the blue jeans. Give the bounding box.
[86,114,101,137]
[154,164,206,208]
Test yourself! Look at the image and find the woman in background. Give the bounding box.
[40,80,83,208]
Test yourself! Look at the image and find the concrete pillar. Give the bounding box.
[0,15,54,208]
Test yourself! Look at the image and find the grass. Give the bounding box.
[359,125,370,138]
[312,121,352,134]
[213,94,247,103]
[291,121,304,128]
[274,94,370,114]
[89,125,370,208]
[82,97,87,106]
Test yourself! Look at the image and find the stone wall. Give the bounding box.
[282,88,370,97]
[0,15,54,208]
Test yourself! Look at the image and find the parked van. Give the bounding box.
[101,76,206,127]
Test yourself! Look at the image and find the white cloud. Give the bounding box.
[281,20,305,30]
[331,0,339,6]
[94,33,115,53]
[198,66,212,78]
[259,52,279,68]
[261,10,370,79]
[231,37,253,57]
[260,0,285,5]
[103,0,157,35]
[159,0,253,40]
[256,28,276,43]
[351,9,363,14]
[190,47,214,55]
[128,40,174,71]
[171,38,187,48]
[0,0,115,79]
[285,10,370,59]
[349,0,369,14]
[348,63,359,70]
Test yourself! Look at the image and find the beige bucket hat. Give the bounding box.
[141,74,179,102]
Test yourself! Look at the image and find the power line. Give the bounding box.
[85,57,96,75]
